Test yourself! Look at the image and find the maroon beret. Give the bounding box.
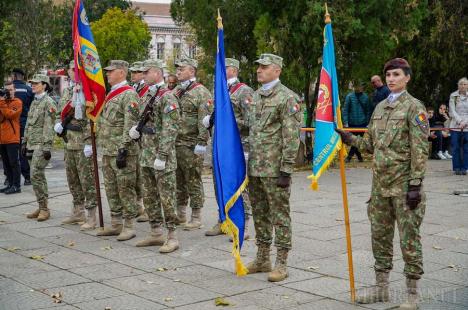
[383,58,411,74]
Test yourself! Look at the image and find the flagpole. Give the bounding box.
[325,3,356,302]
[90,121,104,228]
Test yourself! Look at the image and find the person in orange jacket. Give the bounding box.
[0,81,23,194]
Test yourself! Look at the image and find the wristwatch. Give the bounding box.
[409,178,422,186]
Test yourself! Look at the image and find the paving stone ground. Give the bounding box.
[0,150,467,309]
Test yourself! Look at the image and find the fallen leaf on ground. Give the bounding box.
[156,267,169,272]
[50,292,63,303]
[164,297,173,302]
[173,279,181,282]
[101,245,112,251]
[30,255,44,260]
[146,281,154,284]
[68,241,75,247]
[448,264,460,271]
[0,220,7,224]
[282,295,290,299]
[432,245,442,250]
[104,307,111,310]
[7,247,21,252]
[214,297,231,306]
[307,266,319,270]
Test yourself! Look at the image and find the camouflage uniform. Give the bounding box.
[350,91,429,279]
[98,82,140,219]
[138,82,180,230]
[58,85,97,210]
[229,78,253,216]
[24,90,57,210]
[174,79,212,211]
[248,81,301,250]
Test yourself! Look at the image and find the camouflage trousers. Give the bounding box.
[102,155,138,219]
[368,190,426,279]
[249,176,292,249]
[29,151,49,209]
[176,145,204,209]
[141,167,178,230]
[64,149,97,209]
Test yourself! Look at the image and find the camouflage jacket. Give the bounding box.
[24,94,57,152]
[248,82,302,177]
[97,83,140,156]
[173,82,212,148]
[351,91,429,197]
[229,80,253,140]
[138,84,180,170]
[57,86,91,151]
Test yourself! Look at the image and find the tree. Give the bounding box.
[91,8,151,68]
[398,0,468,106]
[84,0,131,22]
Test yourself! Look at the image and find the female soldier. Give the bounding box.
[23,74,57,221]
[336,58,429,310]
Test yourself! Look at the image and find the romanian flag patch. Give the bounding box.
[164,103,178,114]
[128,101,138,112]
[415,112,428,128]
[290,103,300,114]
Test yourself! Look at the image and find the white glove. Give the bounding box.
[83,145,93,158]
[54,123,64,134]
[194,144,207,155]
[202,115,211,128]
[244,152,249,162]
[153,158,166,171]
[129,125,140,139]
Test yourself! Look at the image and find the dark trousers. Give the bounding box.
[0,143,21,187]
[347,125,366,160]
[20,126,30,180]
[430,131,449,154]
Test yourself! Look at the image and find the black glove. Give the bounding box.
[208,112,215,130]
[277,171,291,188]
[43,150,51,161]
[335,128,354,145]
[406,185,422,210]
[116,148,128,169]
[21,144,27,157]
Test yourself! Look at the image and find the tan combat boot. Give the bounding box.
[184,208,202,230]
[399,278,419,310]
[136,205,149,222]
[62,204,85,224]
[135,226,165,247]
[356,271,390,304]
[26,208,40,219]
[80,207,96,231]
[268,248,289,282]
[117,218,136,241]
[159,228,179,253]
[176,205,187,225]
[37,201,50,222]
[246,244,272,274]
[96,215,123,236]
[205,222,223,236]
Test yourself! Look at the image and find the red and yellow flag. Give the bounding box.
[72,0,106,121]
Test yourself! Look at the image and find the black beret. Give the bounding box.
[383,58,411,74]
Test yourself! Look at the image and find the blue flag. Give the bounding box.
[308,16,344,190]
[212,14,248,276]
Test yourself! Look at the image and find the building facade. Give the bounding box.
[134,2,198,67]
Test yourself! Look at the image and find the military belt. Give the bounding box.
[141,126,156,135]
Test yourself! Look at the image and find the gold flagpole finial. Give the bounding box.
[325,3,331,24]
[217,9,223,29]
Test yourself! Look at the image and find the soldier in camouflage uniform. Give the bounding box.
[336,58,429,310]
[129,59,180,253]
[173,58,212,230]
[129,61,148,222]
[96,60,140,241]
[246,54,302,283]
[205,58,253,240]
[54,61,97,230]
[24,74,57,221]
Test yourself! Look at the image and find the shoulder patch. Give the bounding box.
[206,99,213,107]
[48,107,56,115]
[127,101,139,112]
[414,111,429,134]
[290,103,300,114]
[164,103,178,114]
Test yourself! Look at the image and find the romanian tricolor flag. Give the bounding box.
[212,11,248,276]
[72,0,106,121]
[308,10,344,190]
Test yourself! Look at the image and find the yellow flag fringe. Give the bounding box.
[307,139,344,190]
[220,177,249,276]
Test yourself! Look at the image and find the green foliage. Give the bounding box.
[91,8,151,69]
[83,0,131,22]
